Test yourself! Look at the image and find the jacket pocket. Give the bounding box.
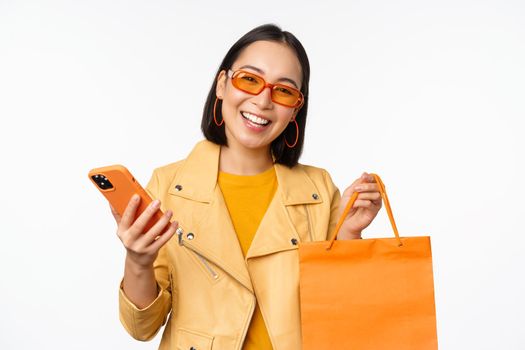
[176,328,214,350]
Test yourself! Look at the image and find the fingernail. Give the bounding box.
[165,210,173,218]
[152,199,160,208]
[132,194,140,201]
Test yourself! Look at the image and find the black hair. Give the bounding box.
[201,23,310,167]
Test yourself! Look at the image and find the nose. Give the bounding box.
[251,85,273,109]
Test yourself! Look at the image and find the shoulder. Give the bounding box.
[148,140,215,185]
[294,163,337,190]
[144,159,185,198]
[275,162,339,204]
[151,159,186,183]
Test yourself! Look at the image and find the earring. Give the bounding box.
[285,119,299,148]
[213,97,224,127]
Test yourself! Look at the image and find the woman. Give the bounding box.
[112,24,382,349]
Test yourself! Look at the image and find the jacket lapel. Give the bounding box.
[246,163,324,259]
[166,140,325,290]
[167,141,252,291]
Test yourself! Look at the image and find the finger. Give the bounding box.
[357,192,381,201]
[354,183,380,193]
[148,221,178,252]
[342,172,374,197]
[109,204,122,225]
[352,199,378,209]
[129,199,162,236]
[373,197,383,207]
[362,173,376,183]
[140,210,174,245]
[353,173,367,186]
[341,183,360,198]
[120,194,141,230]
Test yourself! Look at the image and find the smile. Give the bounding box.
[241,111,270,126]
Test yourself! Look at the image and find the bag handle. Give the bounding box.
[326,174,402,250]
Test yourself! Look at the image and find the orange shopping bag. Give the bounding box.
[298,174,438,349]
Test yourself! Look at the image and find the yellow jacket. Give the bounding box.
[119,140,341,349]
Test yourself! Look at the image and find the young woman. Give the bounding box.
[111,24,382,350]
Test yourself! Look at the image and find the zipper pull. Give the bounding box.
[176,227,184,246]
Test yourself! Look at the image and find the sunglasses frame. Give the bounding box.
[227,69,304,109]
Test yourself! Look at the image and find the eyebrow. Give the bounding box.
[237,64,300,89]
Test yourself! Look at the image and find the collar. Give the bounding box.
[168,140,322,205]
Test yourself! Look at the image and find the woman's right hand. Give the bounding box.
[110,194,178,269]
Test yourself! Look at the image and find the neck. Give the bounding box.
[219,143,273,175]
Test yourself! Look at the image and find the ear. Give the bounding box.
[291,109,299,121]
[215,70,227,99]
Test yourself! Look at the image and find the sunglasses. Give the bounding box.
[227,69,304,108]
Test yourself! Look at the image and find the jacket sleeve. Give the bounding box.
[323,169,341,240]
[118,169,173,341]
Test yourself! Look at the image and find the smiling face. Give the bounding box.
[215,40,303,153]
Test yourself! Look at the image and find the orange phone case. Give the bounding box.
[88,165,165,233]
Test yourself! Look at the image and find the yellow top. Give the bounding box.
[218,166,277,350]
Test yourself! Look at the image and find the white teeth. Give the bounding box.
[241,112,270,126]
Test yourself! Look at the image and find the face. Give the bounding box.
[215,40,303,152]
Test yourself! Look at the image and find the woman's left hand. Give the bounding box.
[336,172,382,240]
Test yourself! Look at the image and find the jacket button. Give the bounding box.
[186,233,195,240]
[291,238,298,245]
[312,193,319,200]
[190,347,196,350]
[175,184,183,191]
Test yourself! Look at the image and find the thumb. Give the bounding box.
[342,172,369,197]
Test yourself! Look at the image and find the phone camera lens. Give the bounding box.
[92,174,114,190]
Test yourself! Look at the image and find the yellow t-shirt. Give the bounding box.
[218,166,277,350]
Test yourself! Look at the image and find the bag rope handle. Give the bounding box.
[326,173,402,250]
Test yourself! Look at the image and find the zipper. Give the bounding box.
[177,227,185,246]
[304,204,314,241]
[177,227,218,280]
[195,252,219,279]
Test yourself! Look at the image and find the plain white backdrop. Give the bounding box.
[1,0,524,348]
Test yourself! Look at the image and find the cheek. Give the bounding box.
[275,106,295,123]
[221,90,248,116]
[226,86,246,101]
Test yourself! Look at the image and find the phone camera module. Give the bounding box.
[92,174,114,190]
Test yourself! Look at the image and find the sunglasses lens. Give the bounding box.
[232,72,265,94]
[272,85,302,107]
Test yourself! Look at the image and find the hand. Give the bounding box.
[111,194,178,269]
[336,172,382,240]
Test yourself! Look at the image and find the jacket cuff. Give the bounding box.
[118,280,171,341]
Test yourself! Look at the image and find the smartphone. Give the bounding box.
[88,165,165,233]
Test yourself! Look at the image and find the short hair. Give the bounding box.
[201,24,310,168]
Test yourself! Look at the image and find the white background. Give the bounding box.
[1,0,524,349]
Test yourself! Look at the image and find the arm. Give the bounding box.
[116,169,177,341]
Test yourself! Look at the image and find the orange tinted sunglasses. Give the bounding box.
[227,69,304,108]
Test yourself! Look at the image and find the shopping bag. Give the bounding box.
[298,174,438,349]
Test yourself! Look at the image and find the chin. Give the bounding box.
[235,135,273,150]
